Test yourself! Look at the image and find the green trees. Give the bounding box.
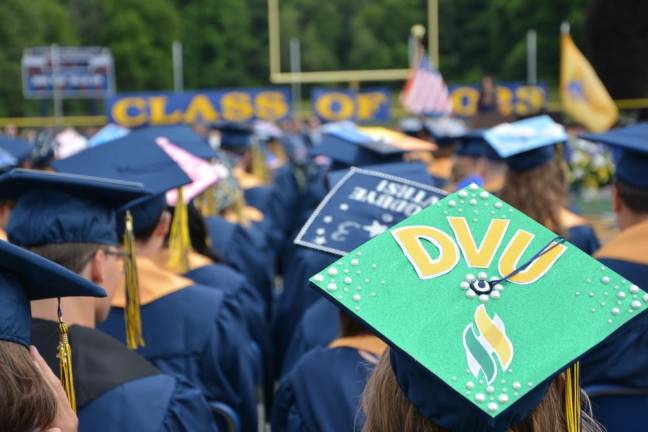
[0,0,614,116]
[0,0,77,116]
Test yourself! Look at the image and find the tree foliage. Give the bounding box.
[2,0,643,116]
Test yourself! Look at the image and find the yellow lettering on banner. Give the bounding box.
[222,92,254,122]
[498,229,567,284]
[149,96,184,125]
[514,86,545,116]
[496,86,514,116]
[315,92,355,121]
[111,97,148,127]
[450,86,479,117]
[255,91,289,120]
[184,95,220,123]
[448,217,509,268]
[392,226,459,279]
[356,92,386,120]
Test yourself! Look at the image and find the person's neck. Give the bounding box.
[135,237,163,261]
[618,211,648,232]
[31,296,97,328]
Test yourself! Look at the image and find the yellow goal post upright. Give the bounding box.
[267,0,439,85]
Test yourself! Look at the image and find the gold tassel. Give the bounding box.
[56,300,76,412]
[123,210,144,349]
[167,188,191,273]
[250,141,271,185]
[565,362,581,432]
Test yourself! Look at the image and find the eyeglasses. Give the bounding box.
[78,247,129,270]
[101,247,129,259]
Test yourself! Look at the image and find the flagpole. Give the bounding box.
[427,0,439,68]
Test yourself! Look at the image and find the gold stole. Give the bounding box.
[595,219,648,265]
[112,257,193,307]
[328,334,387,357]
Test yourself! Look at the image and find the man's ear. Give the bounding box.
[155,211,172,238]
[89,249,106,285]
[612,183,623,214]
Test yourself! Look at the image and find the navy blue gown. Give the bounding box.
[282,299,340,376]
[273,247,337,372]
[205,215,275,307]
[31,319,217,432]
[99,258,258,432]
[272,337,385,432]
[562,209,601,255]
[580,221,648,389]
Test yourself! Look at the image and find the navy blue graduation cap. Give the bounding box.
[1,169,151,247]
[310,129,405,168]
[294,167,446,255]
[0,239,106,347]
[128,125,218,160]
[0,135,33,165]
[456,131,502,161]
[211,122,255,153]
[483,115,567,171]
[423,118,467,146]
[52,134,191,236]
[327,161,434,190]
[580,123,648,188]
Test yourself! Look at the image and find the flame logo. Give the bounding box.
[463,305,514,385]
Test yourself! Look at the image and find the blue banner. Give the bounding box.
[448,82,548,118]
[106,88,292,127]
[295,167,446,256]
[312,87,391,123]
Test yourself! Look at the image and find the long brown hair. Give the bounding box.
[499,159,567,235]
[0,341,57,431]
[362,349,602,432]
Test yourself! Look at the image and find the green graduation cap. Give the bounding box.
[309,183,648,431]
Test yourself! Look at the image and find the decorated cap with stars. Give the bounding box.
[580,123,648,188]
[484,115,567,171]
[326,161,434,190]
[309,182,648,431]
[295,167,446,256]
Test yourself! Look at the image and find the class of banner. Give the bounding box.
[449,82,547,117]
[106,88,292,127]
[105,83,546,127]
[311,87,391,122]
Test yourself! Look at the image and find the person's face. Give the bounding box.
[93,246,125,323]
[481,76,494,92]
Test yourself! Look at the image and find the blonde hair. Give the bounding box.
[499,159,567,235]
[362,349,603,432]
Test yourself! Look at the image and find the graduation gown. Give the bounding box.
[273,247,337,372]
[205,215,275,307]
[282,298,339,376]
[581,219,648,389]
[98,257,258,432]
[272,335,386,432]
[561,208,601,255]
[31,319,217,432]
[168,250,273,402]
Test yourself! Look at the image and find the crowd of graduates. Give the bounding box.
[0,112,647,432]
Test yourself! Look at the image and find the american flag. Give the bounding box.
[400,55,452,115]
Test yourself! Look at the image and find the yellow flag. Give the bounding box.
[560,33,618,132]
